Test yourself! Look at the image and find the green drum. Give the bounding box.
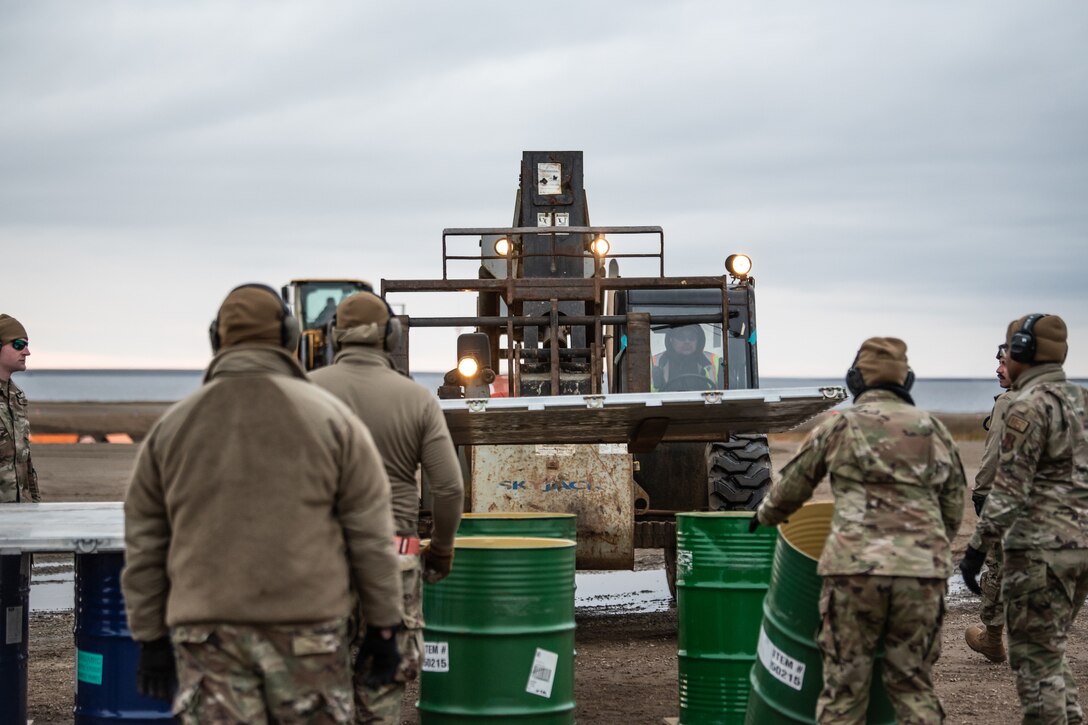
[745,503,895,724]
[676,511,777,724]
[419,537,576,724]
[457,512,577,541]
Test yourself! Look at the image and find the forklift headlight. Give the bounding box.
[589,235,610,257]
[494,237,512,256]
[457,356,480,378]
[725,254,752,279]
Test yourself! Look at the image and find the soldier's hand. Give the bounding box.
[136,636,176,701]
[959,545,986,596]
[748,513,761,533]
[357,624,401,688]
[971,493,987,518]
[422,543,454,584]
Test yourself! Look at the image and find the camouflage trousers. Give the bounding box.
[816,575,945,725]
[980,544,1005,627]
[353,553,423,724]
[171,618,353,724]
[1003,549,1088,725]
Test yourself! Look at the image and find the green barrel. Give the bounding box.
[745,503,895,724]
[419,537,576,724]
[676,512,778,724]
[457,512,577,541]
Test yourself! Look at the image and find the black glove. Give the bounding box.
[748,513,760,533]
[356,624,401,689]
[136,636,176,701]
[422,543,454,584]
[959,545,986,595]
[972,493,987,517]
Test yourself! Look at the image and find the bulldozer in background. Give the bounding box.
[294,151,844,592]
[280,278,373,370]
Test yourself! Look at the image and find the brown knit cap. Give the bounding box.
[1006,314,1068,364]
[855,337,910,387]
[335,291,389,330]
[215,286,285,349]
[0,314,28,345]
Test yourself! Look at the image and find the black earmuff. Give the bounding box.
[846,356,914,398]
[209,283,300,354]
[1009,313,1046,364]
[381,297,401,352]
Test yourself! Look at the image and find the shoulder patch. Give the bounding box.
[1006,414,1030,433]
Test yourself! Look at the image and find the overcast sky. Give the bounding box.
[3,1,1086,377]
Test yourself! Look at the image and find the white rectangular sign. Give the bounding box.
[422,641,449,673]
[5,606,22,645]
[526,647,559,698]
[758,626,805,691]
[538,162,562,195]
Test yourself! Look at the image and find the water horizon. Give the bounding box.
[15,367,1078,414]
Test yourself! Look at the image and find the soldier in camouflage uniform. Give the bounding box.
[311,291,464,724]
[964,343,1013,663]
[755,337,965,724]
[0,313,40,504]
[961,314,1088,724]
[123,285,403,723]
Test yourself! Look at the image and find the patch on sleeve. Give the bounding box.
[1006,414,1030,433]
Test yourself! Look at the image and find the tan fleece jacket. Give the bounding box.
[310,344,463,551]
[122,345,402,641]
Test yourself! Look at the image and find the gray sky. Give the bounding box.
[3,1,1086,376]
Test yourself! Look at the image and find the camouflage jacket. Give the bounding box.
[757,389,966,577]
[972,364,1088,552]
[0,377,40,503]
[974,392,1013,496]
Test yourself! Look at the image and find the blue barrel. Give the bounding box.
[0,554,29,725]
[74,553,172,723]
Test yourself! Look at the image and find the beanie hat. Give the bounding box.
[333,292,390,347]
[0,314,28,345]
[214,286,286,349]
[1006,314,1068,364]
[854,337,910,387]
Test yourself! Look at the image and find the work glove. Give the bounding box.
[748,513,761,534]
[972,493,987,517]
[959,545,986,596]
[421,543,454,584]
[356,624,401,689]
[136,636,176,701]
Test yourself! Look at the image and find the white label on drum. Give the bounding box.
[5,606,22,644]
[422,641,449,672]
[758,626,805,691]
[526,647,558,698]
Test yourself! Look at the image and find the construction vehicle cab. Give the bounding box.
[280,278,373,370]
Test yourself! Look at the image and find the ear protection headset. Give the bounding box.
[208,283,301,354]
[1008,313,1047,364]
[845,354,915,398]
[330,292,402,352]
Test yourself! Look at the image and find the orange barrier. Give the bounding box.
[105,433,134,444]
[29,433,80,444]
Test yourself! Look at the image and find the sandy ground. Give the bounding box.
[17,403,1088,724]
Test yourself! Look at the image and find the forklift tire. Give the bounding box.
[707,434,772,511]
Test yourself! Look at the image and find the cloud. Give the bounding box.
[3,1,1086,375]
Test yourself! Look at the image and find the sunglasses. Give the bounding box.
[10,339,28,351]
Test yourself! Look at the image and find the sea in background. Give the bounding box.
[16,369,1085,413]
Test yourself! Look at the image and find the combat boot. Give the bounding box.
[965,624,1006,663]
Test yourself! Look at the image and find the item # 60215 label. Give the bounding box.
[422,641,449,673]
[526,647,559,698]
[757,626,805,691]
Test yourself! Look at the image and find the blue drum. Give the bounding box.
[0,554,29,725]
[74,552,172,723]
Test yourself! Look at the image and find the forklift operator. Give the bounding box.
[651,325,721,392]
